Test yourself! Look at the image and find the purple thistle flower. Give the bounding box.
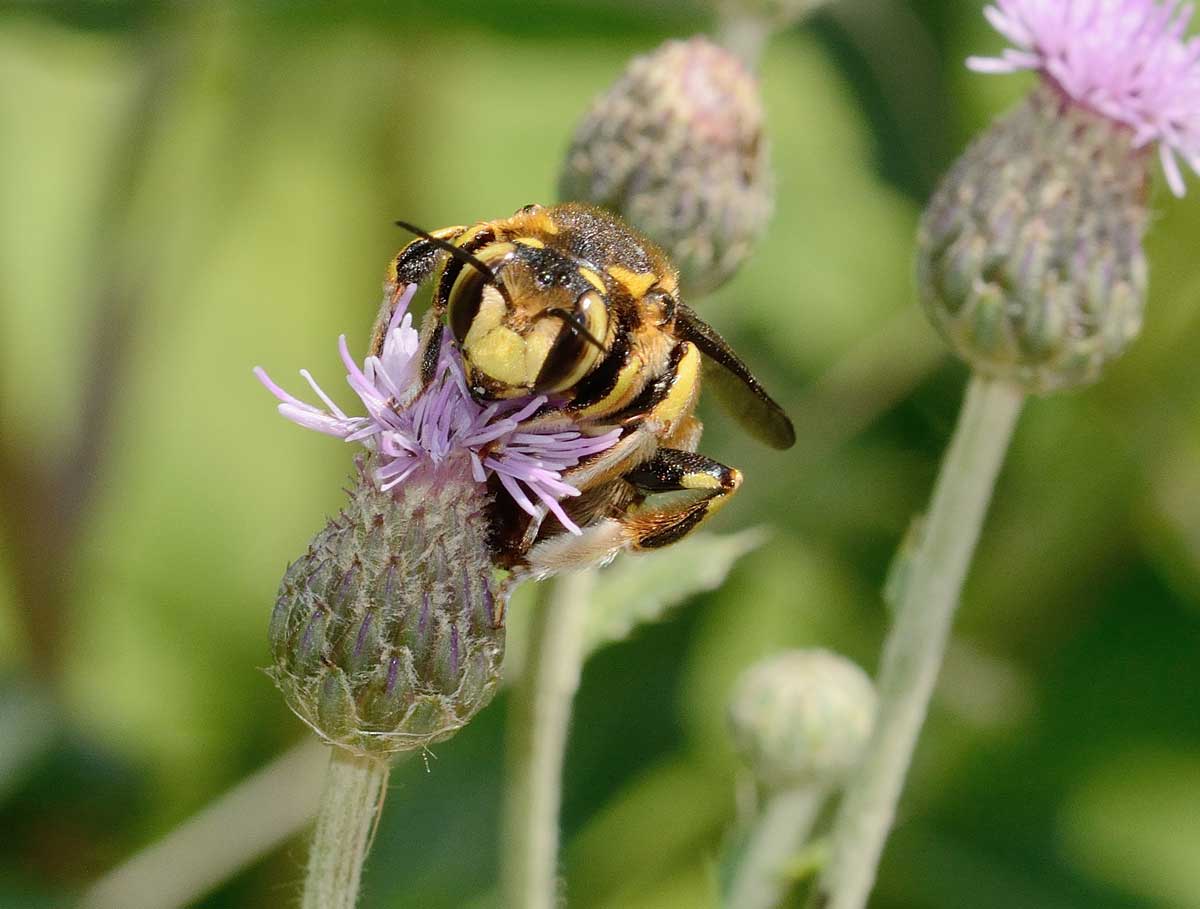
[968,0,1200,196]
[254,284,621,535]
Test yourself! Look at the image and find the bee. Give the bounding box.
[376,203,794,576]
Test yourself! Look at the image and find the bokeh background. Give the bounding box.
[2,1,1200,907]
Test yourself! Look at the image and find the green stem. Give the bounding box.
[502,570,595,909]
[715,14,773,69]
[302,749,390,909]
[723,785,828,909]
[812,374,1025,909]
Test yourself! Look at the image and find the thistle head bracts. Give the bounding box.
[268,456,506,756]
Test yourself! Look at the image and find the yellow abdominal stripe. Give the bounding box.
[573,357,643,419]
[650,343,701,428]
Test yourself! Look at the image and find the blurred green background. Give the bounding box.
[2,1,1199,907]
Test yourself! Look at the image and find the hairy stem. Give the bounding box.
[812,374,1024,909]
[502,570,594,909]
[723,785,827,909]
[303,749,390,909]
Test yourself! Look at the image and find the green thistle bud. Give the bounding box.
[268,457,506,757]
[728,649,876,791]
[917,82,1151,394]
[558,37,773,296]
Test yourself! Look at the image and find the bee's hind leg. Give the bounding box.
[621,448,742,550]
[522,447,741,578]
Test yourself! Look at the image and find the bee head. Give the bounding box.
[447,241,610,400]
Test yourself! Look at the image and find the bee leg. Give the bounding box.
[394,225,470,284]
[666,415,703,453]
[522,447,741,578]
[519,428,658,578]
[622,448,742,550]
[555,426,660,490]
[521,518,631,580]
[370,226,467,357]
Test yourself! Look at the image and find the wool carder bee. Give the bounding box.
[376,203,795,577]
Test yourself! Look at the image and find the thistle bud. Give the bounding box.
[918,82,1151,394]
[558,37,772,296]
[728,649,876,791]
[268,457,506,756]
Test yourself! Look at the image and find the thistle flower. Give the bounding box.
[558,37,772,296]
[255,285,620,535]
[254,286,620,755]
[916,0,1200,392]
[968,0,1200,197]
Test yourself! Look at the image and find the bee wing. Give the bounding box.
[674,303,796,451]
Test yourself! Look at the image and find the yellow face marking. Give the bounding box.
[524,320,559,383]
[649,343,702,429]
[463,287,507,351]
[514,236,545,249]
[606,265,657,299]
[579,267,607,294]
[470,327,528,386]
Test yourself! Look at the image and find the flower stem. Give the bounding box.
[302,749,390,909]
[715,14,772,69]
[502,569,594,909]
[723,785,828,909]
[811,373,1024,909]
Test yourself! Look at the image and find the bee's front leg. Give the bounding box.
[369,226,467,357]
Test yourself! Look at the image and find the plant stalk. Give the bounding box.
[715,14,773,69]
[303,749,390,909]
[502,569,595,909]
[812,373,1024,909]
[723,785,828,909]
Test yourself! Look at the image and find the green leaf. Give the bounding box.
[584,529,768,654]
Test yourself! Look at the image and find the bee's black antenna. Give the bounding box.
[394,219,496,280]
[542,308,607,352]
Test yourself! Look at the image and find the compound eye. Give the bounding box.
[534,290,609,393]
[575,289,609,343]
[448,264,489,346]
